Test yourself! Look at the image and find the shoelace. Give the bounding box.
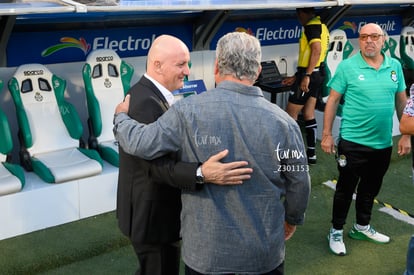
[331,232,343,242]
[366,226,377,236]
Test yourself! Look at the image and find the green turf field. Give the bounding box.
[1,136,413,275]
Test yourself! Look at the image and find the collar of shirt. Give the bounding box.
[217,80,264,98]
[144,73,175,106]
[357,51,390,70]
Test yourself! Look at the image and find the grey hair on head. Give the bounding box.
[216,32,262,82]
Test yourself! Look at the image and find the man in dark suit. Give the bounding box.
[117,34,252,275]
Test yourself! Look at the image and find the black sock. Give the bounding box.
[305,119,317,156]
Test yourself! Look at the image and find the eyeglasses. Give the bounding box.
[359,33,383,41]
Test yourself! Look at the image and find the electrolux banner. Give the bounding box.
[7,25,193,67]
[210,15,402,50]
[331,15,402,38]
[210,18,301,49]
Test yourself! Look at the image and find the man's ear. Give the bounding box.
[154,60,162,73]
[256,65,262,81]
[214,59,219,75]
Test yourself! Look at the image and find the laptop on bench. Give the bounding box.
[255,60,286,92]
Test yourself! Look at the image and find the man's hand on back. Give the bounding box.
[202,149,253,185]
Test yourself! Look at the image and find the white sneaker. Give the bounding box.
[328,228,346,256]
[348,224,390,244]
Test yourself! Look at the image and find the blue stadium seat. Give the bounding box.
[8,64,103,183]
[82,49,134,167]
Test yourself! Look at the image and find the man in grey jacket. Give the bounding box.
[114,32,310,275]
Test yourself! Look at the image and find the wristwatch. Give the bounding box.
[305,73,312,77]
[196,166,204,185]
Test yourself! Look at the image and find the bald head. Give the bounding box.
[147,35,188,67]
[360,23,384,36]
[146,35,191,91]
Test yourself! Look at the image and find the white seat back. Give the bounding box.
[84,49,127,144]
[322,29,354,105]
[325,29,349,77]
[10,64,78,156]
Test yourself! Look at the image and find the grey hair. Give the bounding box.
[216,32,262,82]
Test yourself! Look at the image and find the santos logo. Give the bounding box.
[92,34,157,52]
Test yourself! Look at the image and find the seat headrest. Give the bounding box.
[85,49,123,78]
[400,26,414,70]
[401,26,414,45]
[326,29,348,66]
[11,64,58,105]
[329,29,347,51]
[401,26,414,52]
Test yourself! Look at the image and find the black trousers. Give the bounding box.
[184,261,284,275]
[133,242,180,275]
[332,139,392,229]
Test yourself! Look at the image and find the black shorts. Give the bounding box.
[288,69,324,105]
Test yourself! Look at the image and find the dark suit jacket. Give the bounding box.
[117,76,198,245]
